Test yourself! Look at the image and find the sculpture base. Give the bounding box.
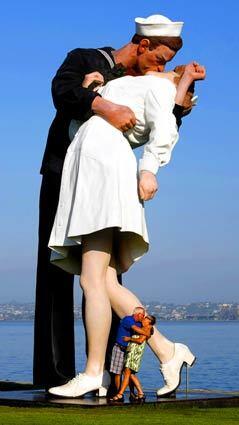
[0,384,239,409]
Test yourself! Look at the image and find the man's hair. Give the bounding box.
[133,306,145,315]
[131,34,183,52]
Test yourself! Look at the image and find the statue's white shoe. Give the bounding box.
[157,343,196,397]
[48,370,110,398]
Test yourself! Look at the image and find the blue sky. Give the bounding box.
[0,0,238,303]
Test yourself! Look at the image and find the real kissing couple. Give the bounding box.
[33,13,206,400]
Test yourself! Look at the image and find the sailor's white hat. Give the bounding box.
[135,14,184,37]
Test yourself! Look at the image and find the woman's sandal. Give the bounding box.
[109,393,124,403]
[136,393,146,402]
[129,392,138,402]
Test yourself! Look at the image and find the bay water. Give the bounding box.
[0,321,239,391]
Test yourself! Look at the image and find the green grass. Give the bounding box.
[0,405,239,425]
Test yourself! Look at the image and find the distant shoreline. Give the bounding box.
[1,302,239,321]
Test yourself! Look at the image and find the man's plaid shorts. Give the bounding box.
[109,343,126,375]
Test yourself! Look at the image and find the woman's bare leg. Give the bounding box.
[105,262,174,363]
[80,229,113,376]
[129,378,135,396]
[130,374,144,396]
[117,368,131,396]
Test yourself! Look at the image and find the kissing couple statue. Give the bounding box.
[34,13,206,398]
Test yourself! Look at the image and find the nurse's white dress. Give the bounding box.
[48,75,179,274]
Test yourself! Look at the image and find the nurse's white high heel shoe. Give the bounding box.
[156,343,196,398]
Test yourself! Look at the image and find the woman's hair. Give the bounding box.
[147,315,156,326]
[174,65,195,116]
[131,34,183,52]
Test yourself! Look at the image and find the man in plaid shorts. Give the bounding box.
[110,306,148,391]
